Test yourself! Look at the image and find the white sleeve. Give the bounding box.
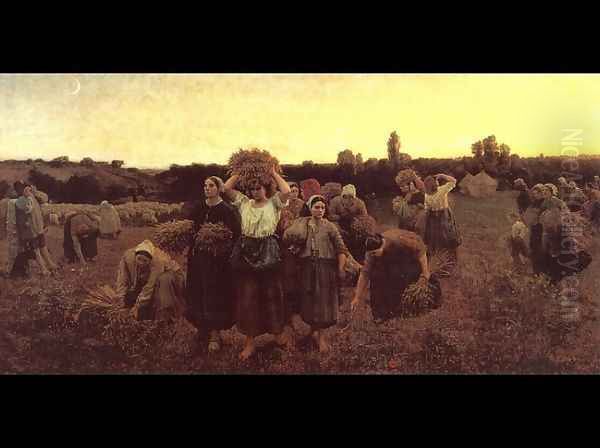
[439,181,456,195]
[231,191,249,209]
[271,193,289,211]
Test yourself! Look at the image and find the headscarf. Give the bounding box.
[307,195,327,209]
[134,240,155,260]
[100,200,110,208]
[342,184,357,198]
[513,178,527,189]
[558,177,567,185]
[545,183,558,197]
[300,178,321,202]
[207,176,225,194]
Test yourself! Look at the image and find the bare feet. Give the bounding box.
[208,331,221,354]
[275,327,294,351]
[312,330,330,353]
[239,339,256,361]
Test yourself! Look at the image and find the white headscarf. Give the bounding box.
[342,184,357,198]
[135,240,156,259]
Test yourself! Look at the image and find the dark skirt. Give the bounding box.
[63,214,99,263]
[299,257,339,330]
[369,252,442,321]
[282,249,301,318]
[232,235,285,337]
[186,247,234,333]
[424,208,462,251]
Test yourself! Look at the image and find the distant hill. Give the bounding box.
[0,159,170,202]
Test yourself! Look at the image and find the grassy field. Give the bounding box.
[1,191,599,374]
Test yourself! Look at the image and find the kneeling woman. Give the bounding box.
[283,195,348,353]
[224,167,293,361]
[116,240,186,321]
[350,229,439,321]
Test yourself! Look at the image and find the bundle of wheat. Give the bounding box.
[194,222,234,257]
[400,250,452,314]
[428,249,455,278]
[151,220,195,255]
[342,253,362,286]
[392,195,409,217]
[350,215,377,242]
[395,169,417,188]
[75,285,125,322]
[227,148,281,191]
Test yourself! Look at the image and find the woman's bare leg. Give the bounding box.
[240,336,256,360]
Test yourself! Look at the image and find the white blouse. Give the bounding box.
[425,181,456,212]
[232,191,288,238]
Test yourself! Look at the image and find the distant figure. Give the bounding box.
[508,212,530,270]
[423,173,462,261]
[328,184,368,232]
[116,240,186,321]
[99,200,122,239]
[592,175,600,191]
[63,212,100,265]
[3,189,32,278]
[513,178,530,215]
[299,178,321,217]
[14,182,57,276]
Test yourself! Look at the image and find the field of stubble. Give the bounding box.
[1,191,599,374]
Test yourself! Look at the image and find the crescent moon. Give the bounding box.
[69,78,81,95]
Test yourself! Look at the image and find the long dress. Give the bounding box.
[185,200,241,334]
[424,182,462,252]
[284,217,348,330]
[230,191,288,337]
[64,213,99,263]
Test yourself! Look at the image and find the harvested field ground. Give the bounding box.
[1,191,599,374]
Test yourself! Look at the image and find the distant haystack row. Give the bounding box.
[41,201,185,227]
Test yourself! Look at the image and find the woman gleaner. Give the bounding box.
[224,166,293,361]
[283,195,348,353]
[423,173,462,261]
[185,176,241,354]
[350,228,439,322]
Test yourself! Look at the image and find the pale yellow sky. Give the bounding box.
[0,74,598,168]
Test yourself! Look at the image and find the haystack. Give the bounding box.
[461,171,498,198]
[458,173,474,195]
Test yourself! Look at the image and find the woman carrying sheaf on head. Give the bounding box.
[223,167,294,361]
[423,173,462,263]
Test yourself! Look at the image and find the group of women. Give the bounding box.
[183,168,464,360]
[184,169,352,359]
[511,178,596,283]
[2,180,122,277]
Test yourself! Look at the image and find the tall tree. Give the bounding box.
[387,131,401,168]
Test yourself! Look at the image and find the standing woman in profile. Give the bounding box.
[423,173,462,262]
[185,176,241,354]
[224,167,293,361]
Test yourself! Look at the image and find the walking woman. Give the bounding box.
[423,173,462,261]
[224,167,293,361]
[283,195,348,353]
[185,176,241,354]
